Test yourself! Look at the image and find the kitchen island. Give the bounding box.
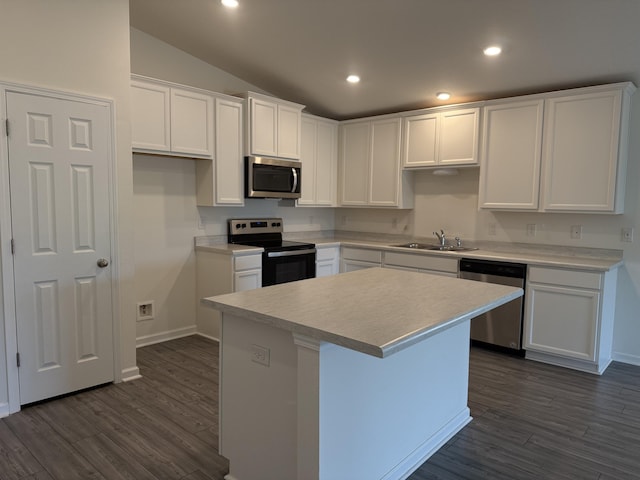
[203,267,522,480]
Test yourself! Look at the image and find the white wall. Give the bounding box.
[130,29,334,343]
[0,0,136,414]
[335,95,640,364]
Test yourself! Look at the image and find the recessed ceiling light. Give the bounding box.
[483,45,502,56]
[436,92,451,100]
[346,75,360,84]
[221,0,239,8]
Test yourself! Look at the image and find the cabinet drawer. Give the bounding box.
[528,266,601,290]
[234,254,262,271]
[384,252,458,273]
[316,246,339,261]
[341,247,382,263]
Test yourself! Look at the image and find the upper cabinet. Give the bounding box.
[244,92,304,160]
[131,75,245,206]
[196,97,245,207]
[541,89,631,213]
[479,83,635,214]
[478,99,544,210]
[131,76,214,159]
[403,107,480,168]
[298,113,338,207]
[339,116,413,208]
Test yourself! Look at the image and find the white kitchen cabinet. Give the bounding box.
[131,76,214,159]
[403,107,480,168]
[383,251,458,277]
[479,83,635,213]
[245,92,304,160]
[298,114,338,207]
[541,87,633,213]
[316,245,340,277]
[131,79,171,152]
[339,116,413,208]
[478,100,544,210]
[523,265,617,374]
[340,247,382,272]
[196,97,245,206]
[196,250,262,339]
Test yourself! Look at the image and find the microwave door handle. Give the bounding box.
[291,167,298,193]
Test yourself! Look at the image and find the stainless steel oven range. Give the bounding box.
[228,218,316,286]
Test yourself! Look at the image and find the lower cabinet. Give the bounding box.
[523,266,617,374]
[196,250,262,339]
[316,245,340,277]
[340,247,382,272]
[383,251,458,277]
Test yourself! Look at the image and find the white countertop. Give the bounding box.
[203,267,523,358]
[195,232,623,271]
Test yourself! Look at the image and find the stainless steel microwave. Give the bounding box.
[245,156,301,199]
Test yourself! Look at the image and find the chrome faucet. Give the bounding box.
[433,229,446,246]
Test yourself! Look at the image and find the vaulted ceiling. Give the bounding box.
[129,0,640,120]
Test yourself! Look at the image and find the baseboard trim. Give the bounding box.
[121,366,142,382]
[383,408,472,480]
[612,351,640,367]
[136,326,197,348]
[0,402,10,419]
[195,332,220,343]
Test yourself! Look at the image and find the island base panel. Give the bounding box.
[220,314,472,480]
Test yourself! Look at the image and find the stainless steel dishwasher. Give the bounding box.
[459,258,526,353]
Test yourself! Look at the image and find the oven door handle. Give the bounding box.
[291,167,298,193]
[267,248,316,258]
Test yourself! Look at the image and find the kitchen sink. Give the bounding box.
[392,243,478,252]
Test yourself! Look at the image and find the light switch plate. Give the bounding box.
[622,227,634,242]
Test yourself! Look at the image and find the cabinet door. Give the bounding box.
[131,80,171,152]
[524,282,600,361]
[250,98,278,157]
[316,246,339,276]
[215,98,244,205]
[170,88,214,158]
[315,120,337,206]
[403,113,438,167]
[298,117,317,205]
[369,118,401,206]
[316,260,338,277]
[439,108,479,166]
[277,104,302,159]
[541,91,622,212]
[340,122,370,205]
[234,269,262,291]
[478,100,544,210]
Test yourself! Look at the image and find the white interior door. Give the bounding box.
[6,91,114,405]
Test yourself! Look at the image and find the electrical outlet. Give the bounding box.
[570,225,582,240]
[251,344,270,366]
[136,301,154,321]
[488,223,496,236]
[392,218,398,229]
[526,224,537,237]
[622,227,634,242]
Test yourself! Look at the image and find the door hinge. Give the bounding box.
[16,352,20,368]
[4,119,8,137]
[11,238,15,255]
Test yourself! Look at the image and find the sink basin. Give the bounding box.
[392,243,478,252]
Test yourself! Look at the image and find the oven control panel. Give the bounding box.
[228,218,283,235]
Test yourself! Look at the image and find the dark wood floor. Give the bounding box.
[1,336,639,480]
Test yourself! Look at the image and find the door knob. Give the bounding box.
[97,258,109,268]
